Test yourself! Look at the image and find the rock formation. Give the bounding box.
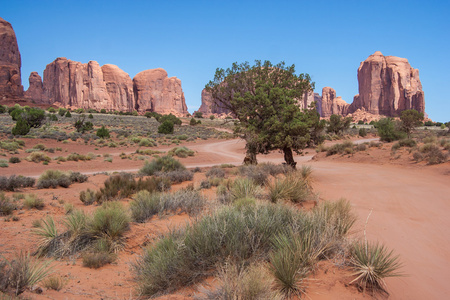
[0,17,23,99]
[133,68,187,116]
[349,51,425,116]
[101,64,135,112]
[320,87,350,117]
[24,72,43,102]
[197,89,230,115]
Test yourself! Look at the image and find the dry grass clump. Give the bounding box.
[326,140,355,156]
[133,199,356,297]
[413,142,448,164]
[0,251,52,295]
[42,275,65,291]
[155,170,193,184]
[33,202,130,262]
[26,151,51,163]
[130,189,206,223]
[139,155,186,176]
[79,188,96,205]
[205,167,226,179]
[36,170,71,189]
[95,173,170,203]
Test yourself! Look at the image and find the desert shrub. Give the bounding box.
[350,241,403,294]
[68,171,88,183]
[139,155,185,176]
[133,200,355,296]
[230,178,262,201]
[0,175,35,191]
[206,167,226,179]
[376,118,406,142]
[11,118,30,135]
[0,193,17,215]
[266,173,310,203]
[96,173,170,203]
[0,140,22,152]
[160,189,205,216]
[259,162,292,176]
[96,125,110,138]
[79,189,96,205]
[138,138,157,147]
[26,151,51,163]
[130,190,160,223]
[33,143,46,150]
[155,170,193,183]
[356,143,367,152]
[199,263,276,300]
[0,160,8,168]
[159,114,182,125]
[58,108,67,116]
[326,140,354,156]
[36,170,71,189]
[168,146,195,158]
[82,252,115,269]
[158,120,174,134]
[0,251,52,295]
[23,194,45,210]
[42,276,65,291]
[238,165,269,185]
[8,157,20,164]
[48,114,58,121]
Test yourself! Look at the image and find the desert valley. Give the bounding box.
[0,10,449,300]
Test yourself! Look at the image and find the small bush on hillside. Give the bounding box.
[159,114,182,125]
[376,118,406,142]
[139,155,185,176]
[26,151,51,163]
[79,189,96,205]
[359,128,367,137]
[96,126,110,138]
[326,141,354,156]
[138,138,157,147]
[130,190,160,223]
[11,118,31,135]
[158,120,174,134]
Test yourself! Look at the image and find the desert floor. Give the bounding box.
[1,136,449,299]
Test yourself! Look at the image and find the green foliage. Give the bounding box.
[74,115,94,133]
[209,115,215,120]
[58,108,67,116]
[158,120,174,134]
[206,60,319,167]
[350,241,403,294]
[96,125,110,138]
[190,117,198,125]
[400,109,424,138]
[140,155,186,176]
[0,192,17,215]
[376,118,406,142]
[11,118,30,135]
[327,114,352,135]
[266,173,310,203]
[48,114,58,121]
[79,188,96,205]
[23,194,45,210]
[26,151,51,163]
[159,113,182,125]
[194,111,203,118]
[326,140,354,156]
[65,111,71,118]
[144,111,162,120]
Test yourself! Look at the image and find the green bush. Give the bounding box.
[0,192,17,215]
[58,108,67,116]
[36,170,71,189]
[159,113,182,125]
[139,155,185,176]
[11,118,30,135]
[130,190,160,223]
[26,151,51,163]
[158,120,174,134]
[79,188,96,205]
[267,173,310,203]
[23,194,45,210]
[96,126,110,138]
[359,128,367,137]
[376,118,406,142]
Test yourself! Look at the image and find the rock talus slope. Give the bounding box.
[0,17,23,99]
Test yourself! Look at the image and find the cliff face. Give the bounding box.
[349,51,425,116]
[133,68,187,116]
[320,87,350,117]
[25,58,187,115]
[0,17,23,99]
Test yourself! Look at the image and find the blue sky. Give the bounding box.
[2,0,449,121]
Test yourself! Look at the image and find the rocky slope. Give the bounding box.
[0,17,23,99]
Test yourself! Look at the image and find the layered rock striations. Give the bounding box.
[320,87,350,117]
[133,68,187,116]
[24,72,43,102]
[0,17,23,99]
[349,51,425,116]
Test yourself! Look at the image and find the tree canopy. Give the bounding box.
[400,109,424,138]
[206,60,321,168]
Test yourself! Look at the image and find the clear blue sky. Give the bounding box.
[2,0,449,122]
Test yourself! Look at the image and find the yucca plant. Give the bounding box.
[266,174,309,203]
[33,216,58,257]
[1,251,53,295]
[230,178,261,202]
[350,240,403,294]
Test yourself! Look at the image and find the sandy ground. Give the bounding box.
[1,136,449,299]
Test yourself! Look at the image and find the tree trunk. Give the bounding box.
[243,149,257,165]
[283,146,297,169]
